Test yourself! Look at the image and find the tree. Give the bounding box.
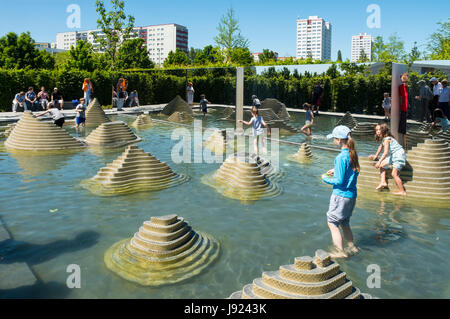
[258,49,277,64]
[214,7,249,63]
[163,49,190,67]
[326,64,340,78]
[372,34,406,62]
[116,38,155,69]
[65,40,96,71]
[358,49,369,62]
[229,47,253,66]
[404,41,422,70]
[339,62,369,75]
[94,0,135,70]
[337,50,342,62]
[188,47,202,64]
[194,45,222,65]
[0,32,55,69]
[427,20,450,60]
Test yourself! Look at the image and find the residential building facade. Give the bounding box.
[296,16,332,61]
[351,33,373,62]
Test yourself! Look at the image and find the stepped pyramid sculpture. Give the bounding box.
[85,121,141,148]
[85,98,110,128]
[260,98,290,121]
[229,250,372,299]
[168,111,194,123]
[351,122,377,137]
[225,110,253,122]
[4,112,85,151]
[268,120,300,134]
[259,109,280,122]
[441,130,450,143]
[223,107,234,117]
[162,95,193,116]
[132,114,153,129]
[207,153,280,201]
[406,129,433,149]
[4,123,16,137]
[292,143,313,163]
[204,130,235,155]
[337,112,358,129]
[104,214,220,286]
[87,145,187,195]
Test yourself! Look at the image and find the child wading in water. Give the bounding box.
[301,103,314,137]
[369,124,407,196]
[239,107,270,158]
[75,98,86,132]
[322,126,360,258]
[36,102,65,128]
[199,94,210,119]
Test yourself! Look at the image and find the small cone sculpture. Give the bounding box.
[229,250,372,299]
[132,114,153,129]
[104,214,220,286]
[85,121,141,148]
[4,112,85,151]
[87,145,187,195]
[168,112,193,123]
[351,122,376,137]
[204,130,231,155]
[337,112,358,129]
[209,154,280,201]
[294,143,313,162]
[85,98,110,128]
[223,107,234,117]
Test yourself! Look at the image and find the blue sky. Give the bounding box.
[0,0,448,60]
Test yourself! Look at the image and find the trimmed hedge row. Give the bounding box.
[0,69,440,117]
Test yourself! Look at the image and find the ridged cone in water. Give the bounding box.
[85,121,141,148]
[358,139,450,203]
[229,249,372,299]
[132,114,153,128]
[259,109,280,122]
[208,154,280,201]
[204,130,228,155]
[336,112,358,129]
[168,112,193,123]
[406,130,433,150]
[104,214,220,286]
[162,95,193,116]
[440,130,450,143]
[295,143,313,161]
[351,122,376,137]
[225,110,253,122]
[222,107,234,117]
[2,123,16,138]
[85,98,110,127]
[260,99,290,121]
[87,145,187,195]
[4,112,85,151]
[268,120,300,134]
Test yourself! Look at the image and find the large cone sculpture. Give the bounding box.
[336,112,357,129]
[104,214,220,286]
[85,98,110,128]
[351,122,376,137]
[229,250,372,299]
[260,99,290,121]
[85,121,141,148]
[162,95,193,116]
[86,145,187,195]
[4,112,85,151]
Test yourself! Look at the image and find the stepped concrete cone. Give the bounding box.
[260,99,290,121]
[222,107,234,117]
[337,112,358,129]
[406,130,433,150]
[228,249,372,299]
[203,153,281,202]
[204,130,229,155]
[85,98,110,128]
[162,95,194,116]
[2,123,16,138]
[168,112,193,123]
[104,214,220,286]
[85,145,188,195]
[288,143,313,163]
[351,123,377,137]
[85,121,141,148]
[132,114,153,129]
[4,112,85,151]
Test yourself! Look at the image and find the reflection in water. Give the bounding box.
[373,199,405,244]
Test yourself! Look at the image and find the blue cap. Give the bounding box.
[327,125,352,139]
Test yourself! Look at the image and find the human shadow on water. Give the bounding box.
[0,230,100,266]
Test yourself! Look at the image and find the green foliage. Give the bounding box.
[116,38,155,69]
[164,49,190,67]
[65,40,96,72]
[258,49,277,64]
[337,50,342,62]
[339,62,369,75]
[0,32,55,70]
[230,47,253,66]
[372,34,406,62]
[326,64,340,79]
[427,20,450,60]
[194,45,222,65]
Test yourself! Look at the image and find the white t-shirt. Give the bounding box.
[49,108,64,120]
[433,82,443,96]
[438,86,449,103]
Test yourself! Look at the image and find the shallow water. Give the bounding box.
[0,111,449,299]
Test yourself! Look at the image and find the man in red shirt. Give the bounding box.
[398,73,409,148]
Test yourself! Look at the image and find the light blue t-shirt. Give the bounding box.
[383,137,403,156]
[322,148,359,199]
[437,117,450,133]
[250,115,264,136]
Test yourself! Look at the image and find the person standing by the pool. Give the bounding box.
[322,125,360,259]
[415,80,432,123]
[430,77,443,116]
[369,123,407,196]
[252,95,261,109]
[238,107,270,158]
[398,73,409,148]
[438,79,450,118]
[82,78,94,106]
[186,82,195,106]
[116,78,128,111]
[312,81,324,116]
[381,93,391,122]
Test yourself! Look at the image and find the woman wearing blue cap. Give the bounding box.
[322,125,360,258]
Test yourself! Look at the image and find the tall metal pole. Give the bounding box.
[236,67,244,132]
[391,63,407,143]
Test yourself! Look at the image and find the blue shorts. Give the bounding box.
[327,194,356,227]
[76,117,86,125]
[202,107,207,113]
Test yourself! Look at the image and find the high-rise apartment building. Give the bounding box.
[296,16,332,61]
[351,33,373,62]
[56,23,188,66]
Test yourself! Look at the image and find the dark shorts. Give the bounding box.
[54,118,65,128]
[76,117,86,125]
[439,102,450,118]
[398,111,407,134]
[312,95,321,106]
[202,108,207,113]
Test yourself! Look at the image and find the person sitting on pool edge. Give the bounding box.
[429,108,450,136]
[36,101,65,128]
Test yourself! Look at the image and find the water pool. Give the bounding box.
[0,110,449,299]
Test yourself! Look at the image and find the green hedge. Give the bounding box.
[0,69,443,117]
